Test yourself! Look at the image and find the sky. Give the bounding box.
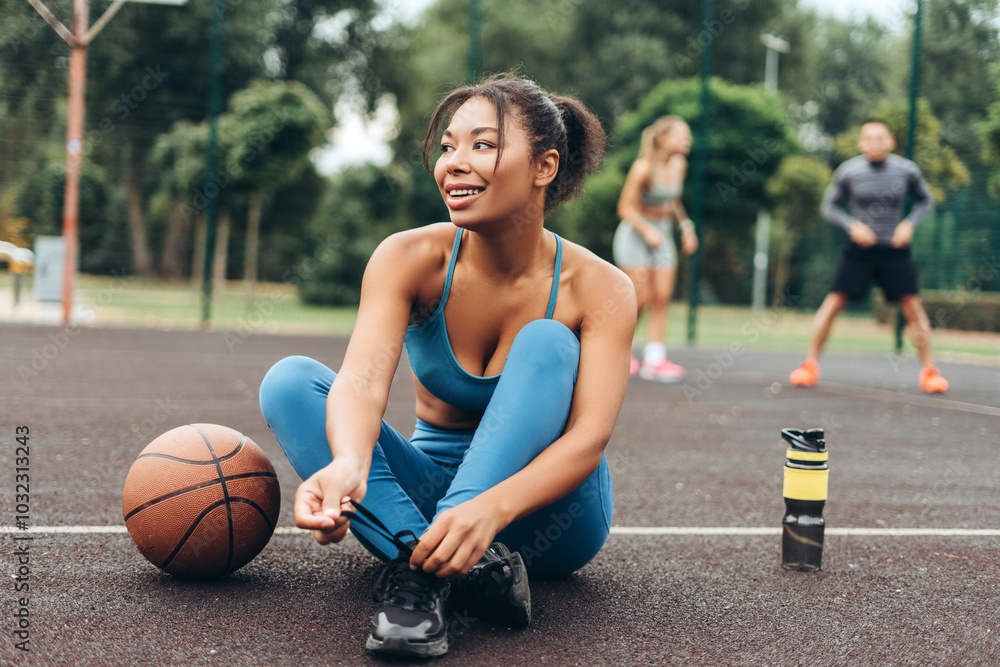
[317,0,915,173]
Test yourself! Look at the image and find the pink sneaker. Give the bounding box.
[629,355,640,376]
[639,358,685,383]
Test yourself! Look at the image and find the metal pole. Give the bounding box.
[753,35,788,313]
[751,209,770,311]
[61,0,89,326]
[28,0,188,325]
[897,0,923,351]
[687,0,714,344]
[468,0,482,84]
[201,0,224,325]
[764,46,778,91]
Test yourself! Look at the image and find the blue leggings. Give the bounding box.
[258,319,613,577]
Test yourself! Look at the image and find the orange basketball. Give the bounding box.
[122,423,281,579]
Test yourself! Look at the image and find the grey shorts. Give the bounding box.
[612,218,677,269]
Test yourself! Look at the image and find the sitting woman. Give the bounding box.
[258,73,636,658]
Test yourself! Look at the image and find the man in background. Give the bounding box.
[789,120,948,394]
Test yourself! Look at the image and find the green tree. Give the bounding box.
[834,99,970,202]
[1,0,377,279]
[148,120,216,279]
[557,0,788,124]
[922,0,1000,157]
[764,155,831,302]
[225,79,330,291]
[12,160,126,274]
[562,77,797,304]
[782,14,900,148]
[982,65,1000,199]
[297,164,394,305]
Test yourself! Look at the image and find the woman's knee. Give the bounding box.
[259,355,332,420]
[509,320,580,371]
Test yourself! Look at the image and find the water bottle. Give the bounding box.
[780,427,828,571]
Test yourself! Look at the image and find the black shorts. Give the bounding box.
[830,243,919,302]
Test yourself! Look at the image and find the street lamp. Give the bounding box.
[27,0,188,326]
[751,33,790,313]
[761,33,789,92]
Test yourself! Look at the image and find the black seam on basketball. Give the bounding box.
[122,472,277,522]
[136,439,249,465]
[160,498,229,570]
[228,498,277,531]
[191,425,237,573]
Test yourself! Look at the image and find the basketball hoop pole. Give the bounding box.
[62,0,87,327]
[27,0,187,326]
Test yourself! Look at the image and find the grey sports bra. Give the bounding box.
[639,182,681,208]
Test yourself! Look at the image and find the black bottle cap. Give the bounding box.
[781,427,826,453]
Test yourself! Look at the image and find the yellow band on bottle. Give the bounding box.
[783,467,829,501]
[785,449,828,462]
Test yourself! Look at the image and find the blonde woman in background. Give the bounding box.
[614,115,698,382]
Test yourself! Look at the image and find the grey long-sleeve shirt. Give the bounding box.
[820,154,934,246]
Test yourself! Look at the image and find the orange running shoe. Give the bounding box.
[789,359,819,387]
[919,366,949,394]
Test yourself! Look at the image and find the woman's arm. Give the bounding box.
[293,231,427,544]
[616,158,664,249]
[667,155,698,255]
[410,257,637,575]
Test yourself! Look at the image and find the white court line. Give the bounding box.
[610,527,1000,537]
[1,526,998,537]
[817,381,1000,418]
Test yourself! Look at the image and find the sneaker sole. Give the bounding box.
[638,369,684,383]
[366,632,448,657]
[789,373,817,387]
[495,552,531,628]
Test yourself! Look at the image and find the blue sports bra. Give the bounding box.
[404,228,562,413]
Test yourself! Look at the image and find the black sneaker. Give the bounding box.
[366,556,451,657]
[450,542,531,628]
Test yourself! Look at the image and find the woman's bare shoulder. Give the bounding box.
[626,156,653,179]
[559,238,634,305]
[370,223,456,272]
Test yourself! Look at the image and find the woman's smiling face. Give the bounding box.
[434,96,543,228]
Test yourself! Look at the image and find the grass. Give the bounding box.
[73,274,359,335]
[4,272,998,365]
[644,303,1000,365]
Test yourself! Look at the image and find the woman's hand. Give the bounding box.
[641,224,664,249]
[293,457,368,546]
[409,497,505,577]
[680,227,698,256]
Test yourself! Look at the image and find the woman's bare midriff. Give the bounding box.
[640,204,673,219]
[413,374,483,431]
